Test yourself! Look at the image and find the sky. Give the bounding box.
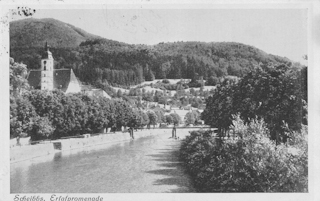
[11,8,308,64]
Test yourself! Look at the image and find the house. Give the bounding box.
[82,85,111,99]
[27,42,82,93]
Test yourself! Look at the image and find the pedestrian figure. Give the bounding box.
[16,135,21,146]
[129,127,134,139]
[131,127,134,139]
[172,125,177,139]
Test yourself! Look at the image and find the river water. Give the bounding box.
[11,131,195,193]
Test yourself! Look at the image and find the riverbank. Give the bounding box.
[11,128,198,193]
[10,128,201,163]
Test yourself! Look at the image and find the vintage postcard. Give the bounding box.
[1,0,319,201]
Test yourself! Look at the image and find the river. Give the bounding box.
[10,130,195,193]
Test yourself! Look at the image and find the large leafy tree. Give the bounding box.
[234,64,306,143]
[202,63,307,143]
[10,96,38,138]
[154,108,165,124]
[23,90,66,138]
[9,58,29,96]
[113,100,134,129]
[62,94,90,135]
[202,79,237,136]
[185,110,201,125]
[147,110,158,128]
[29,117,54,141]
[185,112,196,125]
[170,113,181,126]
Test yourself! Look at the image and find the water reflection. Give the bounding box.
[53,152,62,161]
[11,133,194,193]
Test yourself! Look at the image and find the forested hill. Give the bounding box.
[10,18,302,87]
[10,18,101,48]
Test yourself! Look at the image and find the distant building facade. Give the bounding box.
[82,85,111,99]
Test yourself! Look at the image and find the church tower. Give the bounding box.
[40,42,54,90]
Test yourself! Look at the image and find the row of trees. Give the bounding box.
[10,90,182,141]
[10,58,183,141]
[202,63,307,144]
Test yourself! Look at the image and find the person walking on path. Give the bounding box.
[172,125,177,139]
[131,127,134,139]
[129,127,134,139]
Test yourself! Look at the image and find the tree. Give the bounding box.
[127,109,140,128]
[140,110,150,127]
[206,76,219,86]
[10,58,29,96]
[203,63,307,143]
[96,96,112,130]
[113,100,134,129]
[185,112,196,125]
[23,90,66,138]
[145,69,155,81]
[158,96,167,105]
[154,108,165,125]
[234,64,305,143]
[117,89,123,98]
[170,113,181,126]
[10,96,38,138]
[201,79,238,136]
[29,117,54,141]
[147,110,158,128]
[165,115,173,125]
[142,91,154,102]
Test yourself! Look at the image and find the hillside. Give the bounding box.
[10,18,100,48]
[10,18,302,88]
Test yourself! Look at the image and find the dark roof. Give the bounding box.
[42,42,53,59]
[41,51,52,59]
[27,68,80,92]
[27,70,41,89]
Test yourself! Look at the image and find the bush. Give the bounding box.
[162,79,170,84]
[206,76,219,86]
[188,80,202,88]
[180,116,308,192]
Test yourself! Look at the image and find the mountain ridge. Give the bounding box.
[10,18,102,48]
[10,17,301,87]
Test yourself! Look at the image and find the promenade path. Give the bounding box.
[11,129,196,193]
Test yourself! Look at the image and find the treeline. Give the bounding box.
[9,58,183,141]
[10,90,183,141]
[202,63,308,144]
[10,38,301,87]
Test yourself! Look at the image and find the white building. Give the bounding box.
[27,42,82,93]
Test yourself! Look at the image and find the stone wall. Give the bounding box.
[10,129,176,163]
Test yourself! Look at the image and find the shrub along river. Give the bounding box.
[10,129,195,193]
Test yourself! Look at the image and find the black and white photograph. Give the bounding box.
[1,0,320,200]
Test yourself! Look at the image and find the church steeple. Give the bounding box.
[40,42,54,90]
[42,41,53,60]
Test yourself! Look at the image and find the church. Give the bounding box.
[27,43,82,93]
